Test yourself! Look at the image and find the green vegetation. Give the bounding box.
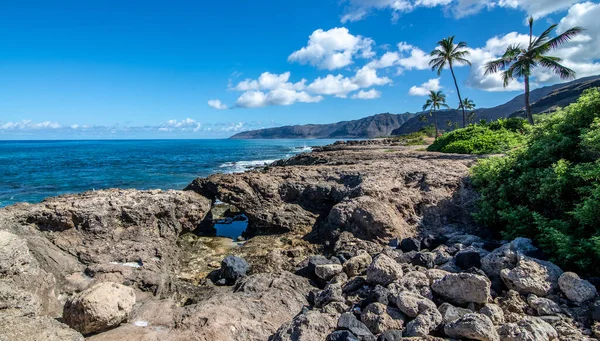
[427,117,530,154]
[430,36,471,127]
[471,88,600,274]
[391,125,436,146]
[484,16,583,125]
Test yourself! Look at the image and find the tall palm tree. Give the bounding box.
[430,36,471,128]
[484,17,583,125]
[459,98,476,124]
[423,90,450,139]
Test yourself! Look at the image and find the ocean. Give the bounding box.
[0,139,338,208]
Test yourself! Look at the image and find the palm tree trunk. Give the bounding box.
[449,64,466,128]
[524,75,533,125]
[432,109,438,139]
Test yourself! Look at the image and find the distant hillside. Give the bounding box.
[393,75,600,135]
[229,113,416,139]
[230,76,600,139]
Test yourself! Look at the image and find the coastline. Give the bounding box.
[1,140,598,340]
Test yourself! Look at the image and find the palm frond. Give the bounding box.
[538,56,576,80]
[531,24,558,49]
[545,27,584,50]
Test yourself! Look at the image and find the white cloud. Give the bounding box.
[159,118,203,132]
[232,72,306,91]
[353,66,392,87]
[340,0,583,22]
[409,78,442,96]
[208,99,228,110]
[288,27,374,70]
[351,89,382,99]
[367,51,400,69]
[396,42,431,71]
[307,74,360,97]
[234,89,323,108]
[0,120,62,130]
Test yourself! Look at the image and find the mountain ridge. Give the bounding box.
[230,75,600,139]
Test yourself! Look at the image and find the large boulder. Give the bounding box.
[405,309,442,337]
[337,312,376,341]
[444,313,499,341]
[63,282,136,335]
[221,255,250,282]
[394,291,437,318]
[558,272,597,303]
[343,253,372,277]
[500,256,563,296]
[360,303,406,334]
[481,238,537,278]
[366,254,403,286]
[0,231,33,275]
[431,273,491,305]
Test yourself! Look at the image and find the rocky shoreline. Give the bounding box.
[0,141,598,340]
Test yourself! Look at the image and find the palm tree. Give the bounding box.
[459,98,476,124]
[484,17,583,125]
[430,36,471,128]
[423,90,450,139]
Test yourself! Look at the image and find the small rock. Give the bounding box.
[426,269,450,284]
[481,238,537,278]
[376,329,403,341]
[343,253,372,277]
[558,272,597,303]
[592,299,600,322]
[395,271,432,299]
[431,273,491,305]
[438,303,472,323]
[343,277,367,294]
[365,285,390,305]
[366,254,403,286]
[394,291,437,318]
[498,290,528,314]
[422,234,448,250]
[497,316,558,341]
[411,252,435,269]
[63,282,136,335]
[479,304,504,325]
[400,238,421,252]
[328,330,360,341]
[455,248,482,269]
[316,264,344,281]
[314,284,344,308]
[404,308,442,337]
[220,255,249,282]
[337,312,376,341]
[527,294,562,316]
[444,313,499,341]
[360,302,406,334]
[593,322,600,339]
[272,310,338,341]
[500,256,563,296]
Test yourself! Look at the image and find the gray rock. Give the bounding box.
[314,284,344,308]
[527,294,562,316]
[500,256,563,296]
[444,313,499,341]
[0,316,84,341]
[337,312,376,341]
[271,310,338,341]
[365,285,390,305]
[394,270,432,299]
[479,303,505,325]
[328,330,360,341]
[400,238,421,252]
[343,253,372,277]
[593,299,600,322]
[376,330,403,341]
[558,272,597,303]
[455,248,482,269]
[316,264,344,281]
[438,302,473,323]
[0,281,42,318]
[360,302,406,334]
[394,291,437,318]
[481,238,537,278]
[497,316,558,341]
[431,273,491,305]
[63,282,136,335]
[411,252,435,269]
[366,254,403,286]
[404,308,442,337]
[221,255,250,281]
[343,277,367,294]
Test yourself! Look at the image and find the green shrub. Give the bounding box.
[471,88,600,274]
[427,118,529,154]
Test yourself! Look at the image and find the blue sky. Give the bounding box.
[1,0,599,139]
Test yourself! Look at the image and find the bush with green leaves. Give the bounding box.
[427,118,530,154]
[471,88,600,274]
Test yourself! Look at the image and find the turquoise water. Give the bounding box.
[0,139,337,207]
